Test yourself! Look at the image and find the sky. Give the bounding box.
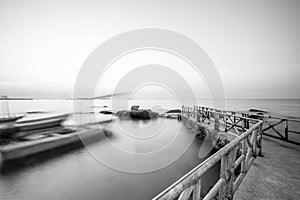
[0,0,300,99]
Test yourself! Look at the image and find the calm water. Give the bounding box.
[0,99,299,200]
[2,99,300,118]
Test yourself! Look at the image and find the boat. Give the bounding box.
[99,110,115,115]
[160,109,181,119]
[15,114,70,132]
[0,115,24,124]
[0,114,69,138]
[0,95,24,124]
[0,116,116,160]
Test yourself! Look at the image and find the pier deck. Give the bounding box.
[234,138,300,200]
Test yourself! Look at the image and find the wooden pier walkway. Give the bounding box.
[234,138,300,200]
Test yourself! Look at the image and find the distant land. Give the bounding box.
[0,97,33,100]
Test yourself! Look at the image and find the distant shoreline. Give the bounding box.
[0,97,33,100]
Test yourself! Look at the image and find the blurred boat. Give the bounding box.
[0,115,24,124]
[15,114,69,132]
[0,116,116,160]
[0,114,69,138]
[0,95,24,124]
[160,109,181,119]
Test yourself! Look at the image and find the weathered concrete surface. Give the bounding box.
[234,138,300,200]
[181,115,236,149]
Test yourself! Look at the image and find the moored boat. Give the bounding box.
[160,109,181,119]
[15,114,69,131]
[0,115,24,124]
[0,116,116,160]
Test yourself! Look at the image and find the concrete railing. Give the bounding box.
[182,106,260,135]
[260,116,300,146]
[152,106,263,200]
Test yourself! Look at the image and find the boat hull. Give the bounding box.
[0,117,116,160]
[0,130,101,160]
[16,118,65,131]
[0,115,23,124]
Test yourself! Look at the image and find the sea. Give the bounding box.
[0,99,299,200]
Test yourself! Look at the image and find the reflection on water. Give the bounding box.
[0,118,219,200]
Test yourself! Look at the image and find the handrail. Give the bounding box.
[192,105,300,122]
[183,105,300,145]
[193,108,260,123]
[152,121,263,200]
[153,106,264,200]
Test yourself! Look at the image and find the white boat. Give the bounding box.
[0,96,24,125]
[15,114,69,131]
[0,116,116,160]
[0,114,69,138]
[0,115,24,124]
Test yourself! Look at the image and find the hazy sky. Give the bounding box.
[0,0,300,99]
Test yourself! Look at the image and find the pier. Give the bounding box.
[152,106,300,200]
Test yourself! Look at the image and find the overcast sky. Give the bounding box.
[0,0,300,99]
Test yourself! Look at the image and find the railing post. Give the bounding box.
[241,138,247,174]
[214,112,220,131]
[228,147,237,199]
[285,120,289,141]
[252,129,258,157]
[219,148,236,200]
[257,124,263,156]
[219,153,229,200]
[225,116,228,132]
